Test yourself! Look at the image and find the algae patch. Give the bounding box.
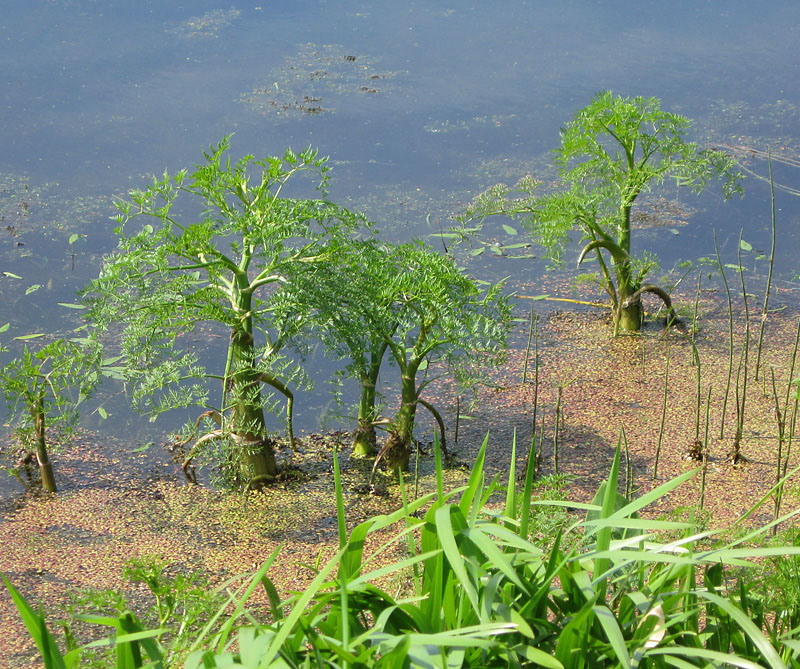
[239,43,403,118]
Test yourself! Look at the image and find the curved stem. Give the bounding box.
[622,283,678,325]
[258,373,295,449]
[416,397,447,456]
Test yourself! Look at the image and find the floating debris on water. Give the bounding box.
[169,8,241,39]
[239,43,403,118]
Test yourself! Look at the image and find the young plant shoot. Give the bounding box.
[460,91,742,333]
[82,138,363,488]
[0,337,101,493]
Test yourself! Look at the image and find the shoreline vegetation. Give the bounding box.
[4,283,800,665]
[3,94,800,664]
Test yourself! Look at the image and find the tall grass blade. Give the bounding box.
[261,546,346,663]
[519,429,537,538]
[594,604,631,668]
[434,505,480,616]
[2,575,68,669]
[434,430,445,506]
[695,590,787,669]
[504,428,517,522]
[458,432,488,516]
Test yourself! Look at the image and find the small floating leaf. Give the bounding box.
[25,284,41,295]
[14,333,45,340]
[3,272,22,279]
[68,233,80,245]
[58,303,86,309]
[470,247,485,256]
[502,224,518,236]
[669,228,680,235]
[739,239,753,252]
[97,407,108,419]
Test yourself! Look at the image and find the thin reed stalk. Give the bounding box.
[522,307,537,384]
[553,385,562,475]
[714,229,735,439]
[754,151,777,381]
[653,345,670,479]
[621,425,633,499]
[692,340,702,446]
[731,231,751,464]
[700,384,711,509]
[691,270,702,345]
[454,396,460,448]
[774,318,800,521]
[771,367,784,532]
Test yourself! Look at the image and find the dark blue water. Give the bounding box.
[1,1,799,493]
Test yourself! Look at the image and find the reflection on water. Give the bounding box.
[1,1,799,495]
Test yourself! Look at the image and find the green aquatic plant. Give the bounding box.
[81,137,364,488]
[0,336,100,493]
[459,91,742,333]
[373,242,511,470]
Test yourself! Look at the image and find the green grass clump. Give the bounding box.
[6,432,800,668]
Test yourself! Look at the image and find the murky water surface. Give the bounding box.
[2,1,799,498]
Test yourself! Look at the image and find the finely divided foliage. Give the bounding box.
[81,137,364,486]
[0,337,101,492]
[460,92,742,333]
[274,236,511,464]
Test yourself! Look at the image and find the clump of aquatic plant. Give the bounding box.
[0,335,100,493]
[458,91,743,333]
[286,237,511,467]
[81,136,365,489]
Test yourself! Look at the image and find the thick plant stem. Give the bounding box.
[615,239,642,332]
[352,345,388,457]
[32,391,57,493]
[258,372,295,449]
[229,321,277,486]
[352,376,378,457]
[616,287,642,332]
[378,365,421,473]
